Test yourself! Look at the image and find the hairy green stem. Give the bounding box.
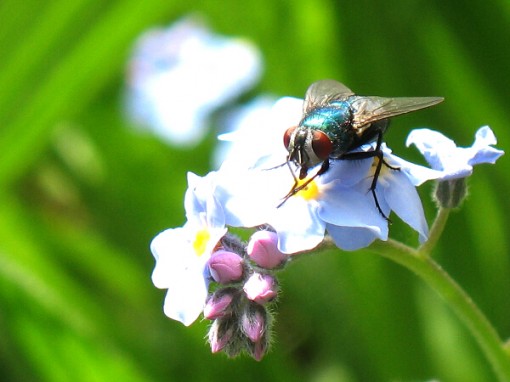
[418,207,451,255]
[368,238,510,381]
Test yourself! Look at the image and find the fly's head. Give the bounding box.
[283,126,332,179]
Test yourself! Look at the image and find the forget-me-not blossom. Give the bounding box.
[151,172,227,326]
[407,125,504,179]
[125,15,262,145]
[215,97,443,252]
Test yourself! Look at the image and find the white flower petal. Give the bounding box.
[272,198,326,254]
[382,147,442,186]
[184,172,226,229]
[406,128,457,170]
[216,158,294,228]
[468,126,504,165]
[324,159,373,188]
[214,96,278,168]
[151,228,188,289]
[382,170,429,242]
[319,184,386,232]
[218,96,303,172]
[163,267,210,326]
[474,125,497,145]
[326,225,380,251]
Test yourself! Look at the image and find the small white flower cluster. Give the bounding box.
[152,172,286,359]
[150,94,503,359]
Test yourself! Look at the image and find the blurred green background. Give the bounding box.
[1,0,509,381]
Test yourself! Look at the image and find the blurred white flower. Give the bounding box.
[217,96,303,171]
[213,95,279,168]
[125,15,263,146]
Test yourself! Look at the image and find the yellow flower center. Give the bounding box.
[296,178,320,201]
[369,157,389,177]
[192,228,211,257]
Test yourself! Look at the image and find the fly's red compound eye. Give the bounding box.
[311,131,333,160]
[283,126,297,149]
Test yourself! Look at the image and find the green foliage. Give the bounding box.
[1,0,509,381]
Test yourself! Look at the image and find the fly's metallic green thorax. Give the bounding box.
[300,99,360,156]
[300,101,352,133]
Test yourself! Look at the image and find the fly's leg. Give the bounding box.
[278,160,329,208]
[340,132,399,221]
[369,131,389,220]
[369,147,390,222]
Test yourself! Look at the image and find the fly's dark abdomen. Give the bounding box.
[341,118,390,156]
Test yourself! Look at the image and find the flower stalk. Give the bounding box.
[368,233,510,381]
[418,207,450,255]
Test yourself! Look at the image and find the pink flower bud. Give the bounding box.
[243,273,277,304]
[203,289,236,320]
[208,319,234,353]
[208,250,244,284]
[246,334,269,361]
[241,305,265,343]
[247,231,288,269]
[250,339,267,362]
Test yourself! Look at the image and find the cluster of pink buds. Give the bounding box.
[204,231,288,360]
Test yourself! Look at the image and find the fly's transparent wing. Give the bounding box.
[303,79,354,113]
[350,96,444,129]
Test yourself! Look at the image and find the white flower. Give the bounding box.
[125,15,262,145]
[216,140,437,253]
[406,125,504,179]
[151,172,227,326]
[218,96,303,172]
[214,97,443,252]
[214,95,279,168]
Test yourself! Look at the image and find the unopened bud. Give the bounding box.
[247,231,288,269]
[243,273,278,304]
[203,288,236,320]
[250,340,268,361]
[208,250,244,284]
[208,317,235,353]
[434,178,467,209]
[240,303,266,343]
